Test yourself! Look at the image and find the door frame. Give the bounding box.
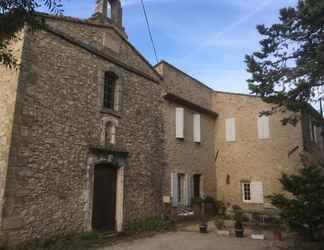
[86,156,125,232]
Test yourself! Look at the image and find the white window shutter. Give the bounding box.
[171,173,178,207]
[176,108,184,139]
[193,114,201,143]
[251,182,264,204]
[225,118,236,142]
[257,116,270,139]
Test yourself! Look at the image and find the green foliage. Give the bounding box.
[191,197,204,204]
[0,0,63,68]
[215,200,226,215]
[232,205,249,229]
[125,217,173,234]
[269,164,324,241]
[214,214,228,230]
[245,0,324,125]
[1,231,98,250]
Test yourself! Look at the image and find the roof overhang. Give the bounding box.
[164,93,218,118]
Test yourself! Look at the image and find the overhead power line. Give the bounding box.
[140,0,159,64]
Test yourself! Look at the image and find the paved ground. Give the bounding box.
[98,222,287,250]
[98,231,279,250]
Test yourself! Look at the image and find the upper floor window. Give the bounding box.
[241,181,264,204]
[176,107,184,139]
[225,118,236,142]
[193,114,201,143]
[103,71,118,110]
[257,116,270,139]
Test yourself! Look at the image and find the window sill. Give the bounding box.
[101,108,122,118]
[176,138,184,144]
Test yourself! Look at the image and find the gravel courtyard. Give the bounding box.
[98,231,280,250]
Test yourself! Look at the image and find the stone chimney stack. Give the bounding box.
[93,0,123,28]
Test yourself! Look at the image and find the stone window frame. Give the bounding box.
[99,69,123,116]
[101,117,119,146]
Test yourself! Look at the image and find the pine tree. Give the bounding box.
[245,0,324,125]
[270,164,324,241]
[0,0,63,68]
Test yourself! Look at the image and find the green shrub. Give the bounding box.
[126,217,173,233]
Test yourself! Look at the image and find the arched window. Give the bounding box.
[103,72,118,110]
[105,122,116,145]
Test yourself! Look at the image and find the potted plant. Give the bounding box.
[191,197,202,217]
[232,205,244,237]
[199,201,208,233]
[216,201,227,215]
[271,217,283,241]
[214,215,230,236]
[204,196,216,216]
[251,212,265,240]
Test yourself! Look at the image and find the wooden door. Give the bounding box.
[92,165,117,232]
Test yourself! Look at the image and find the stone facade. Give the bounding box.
[0,7,165,243]
[156,62,217,205]
[212,92,305,211]
[0,1,324,245]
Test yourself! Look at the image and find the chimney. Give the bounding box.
[93,0,123,28]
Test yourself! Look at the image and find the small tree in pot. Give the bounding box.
[232,205,245,237]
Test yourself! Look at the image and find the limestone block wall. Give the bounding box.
[0,33,24,228]
[212,92,304,211]
[162,101,216,199]
[155,62,213,110]
[1,19,165,242]
[157,62,216,200]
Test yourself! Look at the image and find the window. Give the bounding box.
[225,118,236,142]
[242,183,251,202]
[177,174,185,203]
[193,114,201,143]
[193,174,201,198]
[103,72,118,110]
[241,181,264,204]
[105,122,116,145]
[176,107,184,139]
[257,116,270,139]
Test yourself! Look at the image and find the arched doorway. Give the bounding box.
[92,164,117,232]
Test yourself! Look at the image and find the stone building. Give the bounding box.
[155,61,217,209]
[0,0,324,245]
[0,0,166,243]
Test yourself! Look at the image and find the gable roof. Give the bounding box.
[37,13,163,83]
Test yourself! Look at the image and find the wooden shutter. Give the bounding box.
[176,108,184,139]
[257,116,270,139]
[193,114,201,143]
[185,174,193,206]
[171,173,178,207]
[251,182,264,204]
[225,118,236,142]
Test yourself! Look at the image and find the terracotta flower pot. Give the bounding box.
[199,223,208,233]
[273,230,282,241]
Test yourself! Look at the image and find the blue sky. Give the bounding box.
[44,0,298,93]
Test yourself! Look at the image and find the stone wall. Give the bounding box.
[0,32,24,230]
[1,18,165,242]
[212,92,304,211]
[155,62,213,110]
[157,62,216,201]
[162,101,216,199]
